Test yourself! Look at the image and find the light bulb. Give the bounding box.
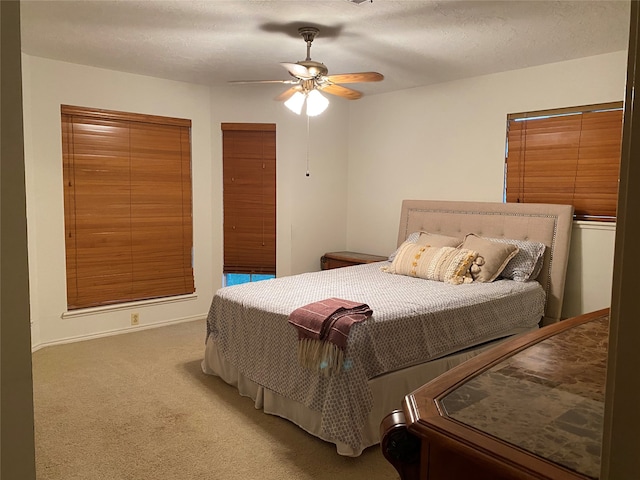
[306,90,329,116]
[284,91,305,115]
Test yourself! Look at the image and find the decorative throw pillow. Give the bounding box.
[388,231,421,261]
[487,237,546,282]
[416,232,463,248]
[389,231,463,262]
[461,234,520,283]
[382,242,478,285]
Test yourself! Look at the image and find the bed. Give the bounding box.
[202,199,574,456]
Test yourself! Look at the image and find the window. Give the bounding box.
[221,123,276,283]
[223,273,275,287]
[61,105,194,310]
[505,102,623,221]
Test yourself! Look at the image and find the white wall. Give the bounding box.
[346,51,627,318]
[22,54,350,348]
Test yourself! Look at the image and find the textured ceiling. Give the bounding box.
[20,0,631,97]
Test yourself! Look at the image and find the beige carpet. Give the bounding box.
[32,319,399,480]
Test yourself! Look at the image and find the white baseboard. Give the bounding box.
[31,314,206,353]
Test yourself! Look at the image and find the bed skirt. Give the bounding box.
[201,334,518,456]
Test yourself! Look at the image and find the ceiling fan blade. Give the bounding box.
[228,79,297,85]
[324,72,384,84]
[275,86,302,102]
[319,84,363,100]
[280,62,313,79]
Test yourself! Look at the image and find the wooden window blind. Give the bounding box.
[505,102,623,221]
[222,123,276,275]
[62,105,194,310]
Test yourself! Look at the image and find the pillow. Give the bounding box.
[461,234,519,283]
[388,231,421,261]
[382,242,477,285]
[487,237,546,282]
[388,231,462,261]
[416,232,463,248]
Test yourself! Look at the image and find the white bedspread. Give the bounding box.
[205,262,545,450]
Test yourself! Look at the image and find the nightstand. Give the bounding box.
[320,251,388,270]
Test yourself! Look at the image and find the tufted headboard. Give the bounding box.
[397,200,574,325]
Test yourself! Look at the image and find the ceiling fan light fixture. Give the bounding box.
[306,89,329,116]
[284,91,306,115]
[231,26,383,110]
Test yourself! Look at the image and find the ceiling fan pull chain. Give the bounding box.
[306,114,310,177]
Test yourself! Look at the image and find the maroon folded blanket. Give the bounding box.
[288,298,372,375]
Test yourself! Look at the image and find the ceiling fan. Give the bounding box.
[230,26,384,115]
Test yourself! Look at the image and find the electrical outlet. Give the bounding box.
[131,313,139,326]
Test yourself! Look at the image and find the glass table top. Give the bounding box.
[440,314,608,479]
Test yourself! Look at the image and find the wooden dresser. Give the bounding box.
[380,309,609,480]
[320,251,388,270]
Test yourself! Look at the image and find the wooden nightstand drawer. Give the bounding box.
[320,251,388,270]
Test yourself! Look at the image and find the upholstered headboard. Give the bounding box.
[397,200,574,325]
